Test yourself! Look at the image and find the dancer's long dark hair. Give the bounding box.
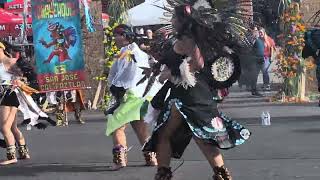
[173,6,236,61]
[172,5,242,89]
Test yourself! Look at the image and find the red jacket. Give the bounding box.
[264,36,275,58]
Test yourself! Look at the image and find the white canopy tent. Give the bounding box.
[128,0,171,26]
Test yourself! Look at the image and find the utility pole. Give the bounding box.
[22,0,28,44]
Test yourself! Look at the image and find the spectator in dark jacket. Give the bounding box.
[249,27,265,96]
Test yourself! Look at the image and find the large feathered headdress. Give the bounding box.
[165,0,253,86]
[156,0,255,46]
[138,0,256,95]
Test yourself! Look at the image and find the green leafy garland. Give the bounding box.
[106,0,134,24]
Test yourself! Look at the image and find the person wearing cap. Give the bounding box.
[0,41,30,165]
[105,24,159,170]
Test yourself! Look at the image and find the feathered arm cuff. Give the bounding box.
[171,57,197,89]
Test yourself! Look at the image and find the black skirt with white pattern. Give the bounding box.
[143,72,250,158]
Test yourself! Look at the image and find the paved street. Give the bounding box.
[1,87,320,180]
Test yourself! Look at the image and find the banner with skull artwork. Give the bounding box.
[32,0,86,92]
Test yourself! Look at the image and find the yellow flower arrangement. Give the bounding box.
[297,24,305,31]
[296,15,302,20]
[104,23,120,63]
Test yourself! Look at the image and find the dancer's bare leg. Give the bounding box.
[0,106,18,165]
[156,106,183,168]
[75,94,84,124]
[131,120,149,145]
[131,119,157,166]
[10,109,24,144]
[193,136,224,168]
[153,106,184,179]
[112,125,127,147]
[0,107,14,145]
[11,109,30,160]
[194,136,232,180]
[111,125,128,170]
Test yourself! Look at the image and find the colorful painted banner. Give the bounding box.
[32,0,86,92]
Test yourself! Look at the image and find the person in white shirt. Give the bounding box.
[105,24,160,170]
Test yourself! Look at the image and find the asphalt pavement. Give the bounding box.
[1,87,320,180]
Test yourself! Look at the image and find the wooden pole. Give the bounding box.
[92,80,102,110]
[299,67,307,101]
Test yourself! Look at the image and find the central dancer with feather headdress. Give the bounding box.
[139,0,255,179]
